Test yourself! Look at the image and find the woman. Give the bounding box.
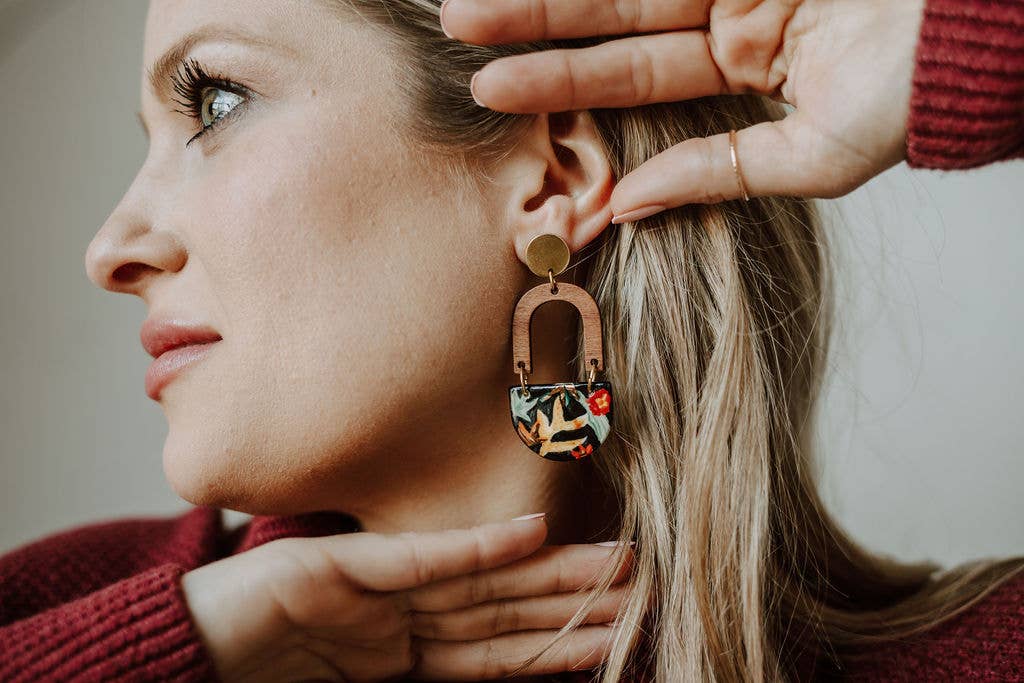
[1,0,1022,681]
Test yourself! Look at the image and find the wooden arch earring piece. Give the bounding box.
[508,234,613,461]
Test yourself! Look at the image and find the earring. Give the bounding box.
[509,234,613,461]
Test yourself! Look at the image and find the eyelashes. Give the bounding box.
[168,57,250,146]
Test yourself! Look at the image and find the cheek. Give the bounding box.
[212,104,512,371]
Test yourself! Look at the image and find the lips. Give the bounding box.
[140,318,222,400]
[140,318,222,359]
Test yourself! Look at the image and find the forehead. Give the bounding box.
[142,0,337,64]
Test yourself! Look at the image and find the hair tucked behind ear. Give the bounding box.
[329,1,1024,680]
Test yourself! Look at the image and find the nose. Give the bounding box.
[85,181,187,298]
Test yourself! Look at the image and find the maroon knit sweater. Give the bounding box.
[1,505,1023,683]
[2,1,1022,681]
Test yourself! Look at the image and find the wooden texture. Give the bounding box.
[512,282,604,375]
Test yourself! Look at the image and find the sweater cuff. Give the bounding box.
[0,563,220,682]
[906,0,1024,169]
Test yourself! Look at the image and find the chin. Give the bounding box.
[161,437,240,510]
[159,431,336,516]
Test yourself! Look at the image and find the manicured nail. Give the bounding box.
[511,512,547,521]
[439,0,454,38]
[595,540,636,547]
[468,70,489,107]
[611,204,666,224]
[470,70,485,107]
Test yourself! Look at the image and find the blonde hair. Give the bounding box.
[331,1,1024,680]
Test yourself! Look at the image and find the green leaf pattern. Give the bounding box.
[584,400,611,443]
[509,382,613,459]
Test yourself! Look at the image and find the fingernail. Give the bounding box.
[439,0,454,39]
[511,512,547,521]
[595,540,636,547]
[470,71,485,107]
[611,204,666,224]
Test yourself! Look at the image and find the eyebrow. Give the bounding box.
[138,24,296,140]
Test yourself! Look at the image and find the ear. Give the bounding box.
[491,110,615,265]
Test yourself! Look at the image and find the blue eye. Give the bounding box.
[169,57,249,147]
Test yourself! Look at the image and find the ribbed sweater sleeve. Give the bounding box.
[0,506,360,682]
[906,0,1024,169]
[0,562,218,682]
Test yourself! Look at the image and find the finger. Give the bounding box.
[329,515,550,592]
[470,30,727,113]
[411,583,629,640]
[412,623,616,680]
[440,0,710,45]
[609,113,852,214]
[407,543,633,612]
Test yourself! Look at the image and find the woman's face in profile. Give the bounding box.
[84,0,526,517]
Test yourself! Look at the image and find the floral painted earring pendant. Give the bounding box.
[509,234,613,461]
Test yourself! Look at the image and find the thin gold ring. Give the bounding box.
[728,129,750,201]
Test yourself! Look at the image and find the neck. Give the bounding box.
[343,399,614,545]
[340,298,618,545]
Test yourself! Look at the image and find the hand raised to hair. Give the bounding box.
[438,0,926,217]
[180,514,632,682]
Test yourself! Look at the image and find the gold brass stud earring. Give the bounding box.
[508,234,613,461]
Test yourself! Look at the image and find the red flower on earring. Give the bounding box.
[571,443,594,459]
[587,388,611,416]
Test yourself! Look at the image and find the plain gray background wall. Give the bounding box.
[1,0,1022,566]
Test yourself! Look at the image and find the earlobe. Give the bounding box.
[498,110,616,265]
